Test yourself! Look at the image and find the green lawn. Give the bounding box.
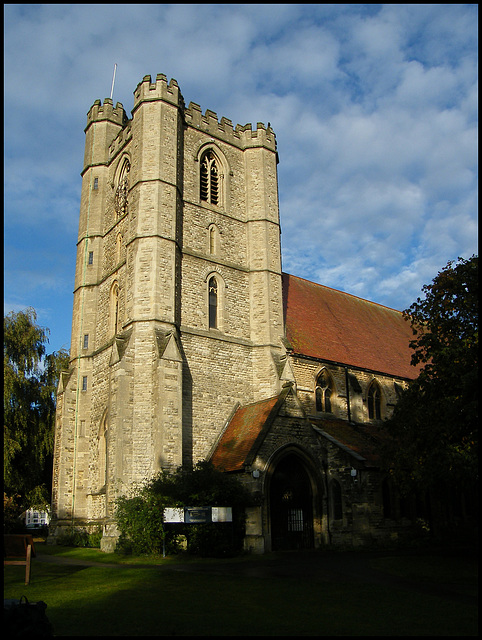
[4,545,478,636]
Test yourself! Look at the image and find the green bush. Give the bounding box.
[115,491,170,556]
[115,461,253,557]
[56,526,102,548]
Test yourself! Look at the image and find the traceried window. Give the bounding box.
[367,380,382,420]
[315,369,333,413]
[208,276,218,329]
[115,158,130,217]
[200,150,219,205]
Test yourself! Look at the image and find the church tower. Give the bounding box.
[51,74,285,543]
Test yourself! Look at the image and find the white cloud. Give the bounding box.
[3,4,478,350]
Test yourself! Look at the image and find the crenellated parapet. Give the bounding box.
[83,99,129,172]
[132,73,184,111]
[86,98,128,129]
[184,100,277,151]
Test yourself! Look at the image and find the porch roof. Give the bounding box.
[210,393,285,472]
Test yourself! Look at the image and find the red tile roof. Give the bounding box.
[283,273,418,380]
[210,394,282,472]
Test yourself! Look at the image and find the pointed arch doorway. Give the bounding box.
[269,453,314,551]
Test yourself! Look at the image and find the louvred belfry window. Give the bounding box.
[200,151,219,205]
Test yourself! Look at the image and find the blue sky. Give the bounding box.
[4,4,478,355]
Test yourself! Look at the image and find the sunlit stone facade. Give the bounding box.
[52,74,418,552]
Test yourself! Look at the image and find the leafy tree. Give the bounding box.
[4,308,69,510]
[382,256,478,510]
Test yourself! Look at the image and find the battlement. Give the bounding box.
[184,101,276,151]
[133,73,184,110]
[131,73,276,151]
[86,98,128,128]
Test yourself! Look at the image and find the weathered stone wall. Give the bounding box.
[291,355,407,423]
[53,74,284,534]
[52,74,413,552]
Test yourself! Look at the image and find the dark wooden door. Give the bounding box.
[270,455,314,550]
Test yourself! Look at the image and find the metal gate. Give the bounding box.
[270,454,314,550]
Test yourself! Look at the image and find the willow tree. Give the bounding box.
[4,308,69,507]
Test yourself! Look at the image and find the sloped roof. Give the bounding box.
[311,418,385,467]
[210,394,284,472]
[282,273,418,380]
[210,394,385,472]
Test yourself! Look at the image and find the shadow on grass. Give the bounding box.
[4,546,478,636]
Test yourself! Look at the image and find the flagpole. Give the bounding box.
[110,64,117,101]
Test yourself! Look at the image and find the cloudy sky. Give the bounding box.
[4,4,478,354]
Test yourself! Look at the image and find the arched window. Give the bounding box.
[115,158,130,217]
[368,380,382,420]
[110,281,120,336]
[208,224,219,255]
[331,480,343,520]
[315,369,333,413]
[200,150,219,205]
[208,276,218,329]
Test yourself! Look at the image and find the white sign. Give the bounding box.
[163,507,232,523]
[163,507,184,523]
[212,507,232,522]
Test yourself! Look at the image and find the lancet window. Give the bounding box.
[315,369,333,413]
[208,224,220,255]
[367,380,382,420]
[110,281,120,336]
[208,276,218,329]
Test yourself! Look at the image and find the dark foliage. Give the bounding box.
[115,461,253,557]
[381,256,478,530]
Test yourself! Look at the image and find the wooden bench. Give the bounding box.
[4,534,36,585]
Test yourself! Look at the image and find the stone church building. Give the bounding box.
[51,73,421,553]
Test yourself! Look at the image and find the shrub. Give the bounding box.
[3,494,24,533]
[115,461,253,557]
[56,526,103,548]
[115,490,170,556]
